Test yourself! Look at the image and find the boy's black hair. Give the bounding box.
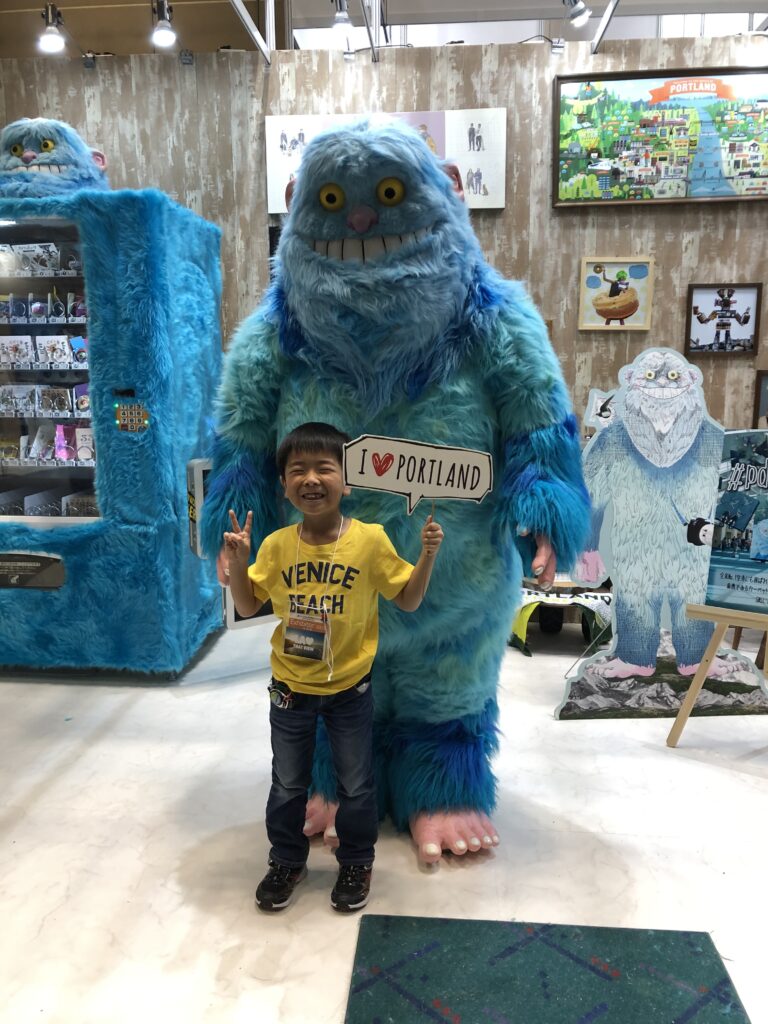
[276,422,352,478]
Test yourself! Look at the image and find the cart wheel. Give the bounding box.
[538,605,563,634]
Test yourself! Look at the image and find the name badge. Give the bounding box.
[283,609,328,661]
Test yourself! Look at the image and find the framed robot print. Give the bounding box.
[684,283,762,356]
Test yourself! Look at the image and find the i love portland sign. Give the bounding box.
[343,435,493,514]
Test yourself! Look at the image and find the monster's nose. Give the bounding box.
[22,150,37,164]
[346,205,379,234]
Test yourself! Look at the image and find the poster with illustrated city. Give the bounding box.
[553,68,768,207]
[706,429,768,614]
[264,109,507,214]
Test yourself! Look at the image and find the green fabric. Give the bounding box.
[345,915,750,1024]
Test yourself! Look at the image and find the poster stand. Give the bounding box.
[667,603,768,747]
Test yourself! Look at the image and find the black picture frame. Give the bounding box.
[684,283,762,357]
[553,68,768,208]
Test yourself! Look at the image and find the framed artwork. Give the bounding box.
[578,257,654,331]
[753,371,768,429]
[553,68,768,207]
[685,283,762,356]
[265,108,507,213]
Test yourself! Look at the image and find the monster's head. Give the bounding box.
[0,118,109,197]
[275,121,484,409]
[618,349,707,468]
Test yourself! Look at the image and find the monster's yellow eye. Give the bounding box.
[645,370,656,380]
[668,370,679,380]
[10,144,23,157]
[318,183,346,211]
[376,177,406,206]
[40,139,55,152]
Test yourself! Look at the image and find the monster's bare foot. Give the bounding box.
[410,810,499,864]
[303,794,339,847]
[590,657,655,679]
[678,657,736,678]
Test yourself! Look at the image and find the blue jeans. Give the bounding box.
[265,675,377,868]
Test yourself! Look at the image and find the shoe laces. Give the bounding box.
[337,864,370,885]
[267,862,299,882]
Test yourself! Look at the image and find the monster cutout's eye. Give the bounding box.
[645,370,656,380]
[40,139,55,153]
[318,183,346,211]
[10,144,23,157]
[376,177,406,206]
[668,370,680,381]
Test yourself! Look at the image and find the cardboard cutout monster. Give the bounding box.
[202,122,590,862]
[0,118,108,197]
[561,348,768,719]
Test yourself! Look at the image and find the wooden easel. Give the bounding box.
[666,603,768,748]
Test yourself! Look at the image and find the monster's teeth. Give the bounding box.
[314,240,329,256]
[49,165,60,174]
[363,236,385,260]
[382,234,402,253]
[415,227,429,241]
[343,238,363,262]
[327,239,343,260]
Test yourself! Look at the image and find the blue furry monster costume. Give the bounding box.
[202,122,590,861]
[0,119,222,675]
[0,118,108,196]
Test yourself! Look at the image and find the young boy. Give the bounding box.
[223,422,444,913]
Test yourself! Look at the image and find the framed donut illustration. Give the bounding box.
[578,257,654,331]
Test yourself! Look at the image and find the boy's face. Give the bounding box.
[281,448,350,519]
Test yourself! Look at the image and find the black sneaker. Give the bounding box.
[331,864,372,913]
[255,860,307,912]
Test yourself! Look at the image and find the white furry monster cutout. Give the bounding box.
[561,348,768,719]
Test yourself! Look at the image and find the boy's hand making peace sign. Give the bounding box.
[223,509,254,574]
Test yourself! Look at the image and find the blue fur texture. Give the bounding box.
[0,190,222,673]
[0,118,109,197]
[203,121,589,826]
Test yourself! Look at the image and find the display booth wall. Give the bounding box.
[1,35,765,426]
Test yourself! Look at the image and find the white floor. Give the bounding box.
[2,621,767,1024]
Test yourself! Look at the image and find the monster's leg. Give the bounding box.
[669,591,736,677]
[591,587,661,678]
[382,605,508,864]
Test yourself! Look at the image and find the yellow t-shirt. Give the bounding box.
[248,518,413,694]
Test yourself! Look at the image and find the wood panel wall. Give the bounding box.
[1,36,767,426]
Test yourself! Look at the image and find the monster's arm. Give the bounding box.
[200,310,286,559]
[485,293,590,574]
[575,429,613,584]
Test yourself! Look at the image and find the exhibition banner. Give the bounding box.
[706,428,768,614]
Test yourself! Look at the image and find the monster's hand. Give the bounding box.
[531,534,556,589]
[575,549,607,586]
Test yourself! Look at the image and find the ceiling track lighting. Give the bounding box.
[38,3,66,54]
[563,0,592,28]
[151,0,177,48]
[331,0,355,61]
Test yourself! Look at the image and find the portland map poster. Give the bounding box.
[554,69,768,206]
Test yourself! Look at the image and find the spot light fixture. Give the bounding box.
[331,0,355,61]
[563,0,592,28]
[38,3,66,54]
[151,0,177,48]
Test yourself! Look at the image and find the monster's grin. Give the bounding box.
[634,384,691,399]
[311,225,432,263]
[7,164,69,175]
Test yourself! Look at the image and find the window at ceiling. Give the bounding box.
[660,11,754,36]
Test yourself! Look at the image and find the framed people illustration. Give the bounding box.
[685,283,762,355]
[578,257,654,331]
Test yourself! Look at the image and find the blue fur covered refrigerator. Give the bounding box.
[0,189,222,674]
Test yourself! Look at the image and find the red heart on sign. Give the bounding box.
[372,452,394,476]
